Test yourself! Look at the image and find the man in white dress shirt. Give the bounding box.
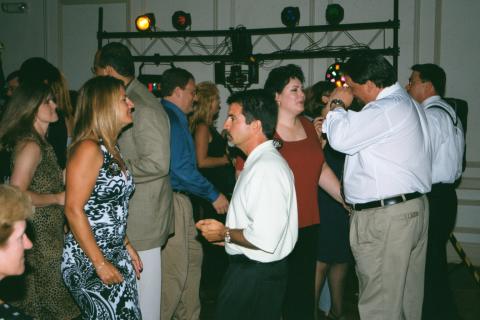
[196,89,298,320]
[406,63,464,320]
[322,53,432,320]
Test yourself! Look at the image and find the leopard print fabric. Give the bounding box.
[10,134,80,319]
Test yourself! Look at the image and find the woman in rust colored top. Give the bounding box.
[264,65,343,320]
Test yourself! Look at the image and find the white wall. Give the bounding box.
[1,0,479,263]
[0,0,49,75]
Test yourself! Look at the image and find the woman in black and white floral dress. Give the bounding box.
[61,76,142,319]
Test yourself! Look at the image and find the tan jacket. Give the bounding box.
[118,78,174,250]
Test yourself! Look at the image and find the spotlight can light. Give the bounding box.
[281,7,300,28]
[172,11,192,31]
[135,13,155,32]
[326,4,344,25]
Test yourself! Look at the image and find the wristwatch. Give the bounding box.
[224,227,231,243]
[330,99,346,109]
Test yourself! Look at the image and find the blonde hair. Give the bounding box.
[69,76,125,156]
[189,81,219,133]
[0,185,32,246]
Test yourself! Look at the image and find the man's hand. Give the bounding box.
[212,193,229,214]
[196,219,226,243]
[328,87,354,109]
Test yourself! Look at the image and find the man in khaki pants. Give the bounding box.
[160,67,229,320]
[322,53,432,320]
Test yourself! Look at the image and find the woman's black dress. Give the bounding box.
[317,142,353,263]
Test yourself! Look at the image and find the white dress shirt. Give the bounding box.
[423,95,464,184]
[322,83,432,204]
[225,140,298,263]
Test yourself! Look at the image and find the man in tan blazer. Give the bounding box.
[94,42,173,320]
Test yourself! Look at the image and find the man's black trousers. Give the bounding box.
[215,254,287,320]
[422,183,459,320]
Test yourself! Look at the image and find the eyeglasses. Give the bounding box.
[408,78,427,86]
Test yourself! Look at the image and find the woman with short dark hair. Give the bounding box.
[264,65,344,320]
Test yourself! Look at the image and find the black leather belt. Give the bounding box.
[348,192,423,211]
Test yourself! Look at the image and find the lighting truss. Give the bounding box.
[97,0,399,71]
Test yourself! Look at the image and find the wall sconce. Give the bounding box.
[1,2,28,13]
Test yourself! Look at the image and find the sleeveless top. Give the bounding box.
[198,126,236,197]
[62,141,141,319]
[9,134,80,319]
[274,116,325,228]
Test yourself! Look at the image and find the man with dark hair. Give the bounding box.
[94,42,135,77]
[407,63,464,320]
[196,89,298,320]
[94,42,174,320]
[410,63,446,97]
[322,53,432,319]
[226,89,278,138]
[160,67,229,320]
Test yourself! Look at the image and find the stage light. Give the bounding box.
[325,62,347,87]
[326,4,344,25]
[215,62,259,91]
[231,26,253,58]
[135,13,155,32]
[172,11,191,31]
[281,7,300,28]
[138,74,162,97]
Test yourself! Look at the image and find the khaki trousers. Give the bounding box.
[161,193,203,320]
[350,196,429,320]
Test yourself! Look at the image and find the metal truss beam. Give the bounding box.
[97,0,399,70]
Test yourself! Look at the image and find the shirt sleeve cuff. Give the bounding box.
[208,190,220,203]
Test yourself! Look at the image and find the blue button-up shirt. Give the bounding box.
[162,99,219,202]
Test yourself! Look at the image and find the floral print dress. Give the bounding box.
[61,142,141,320]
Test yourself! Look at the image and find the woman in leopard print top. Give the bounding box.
[0,82,80,319]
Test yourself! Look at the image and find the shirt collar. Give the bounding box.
[244,140,275,169]
[421,95,441,107]
[376,82,402,100]
[162,98,188,125]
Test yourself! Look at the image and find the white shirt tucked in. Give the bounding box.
[322,83,432,204]
[225,140,298,263]
[423,95,464,184]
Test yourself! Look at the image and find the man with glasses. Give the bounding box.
[406,63,464,320]
[160,67,229,320]
[94,42,173,320]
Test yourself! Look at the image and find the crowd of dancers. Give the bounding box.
[0,42,464,320]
